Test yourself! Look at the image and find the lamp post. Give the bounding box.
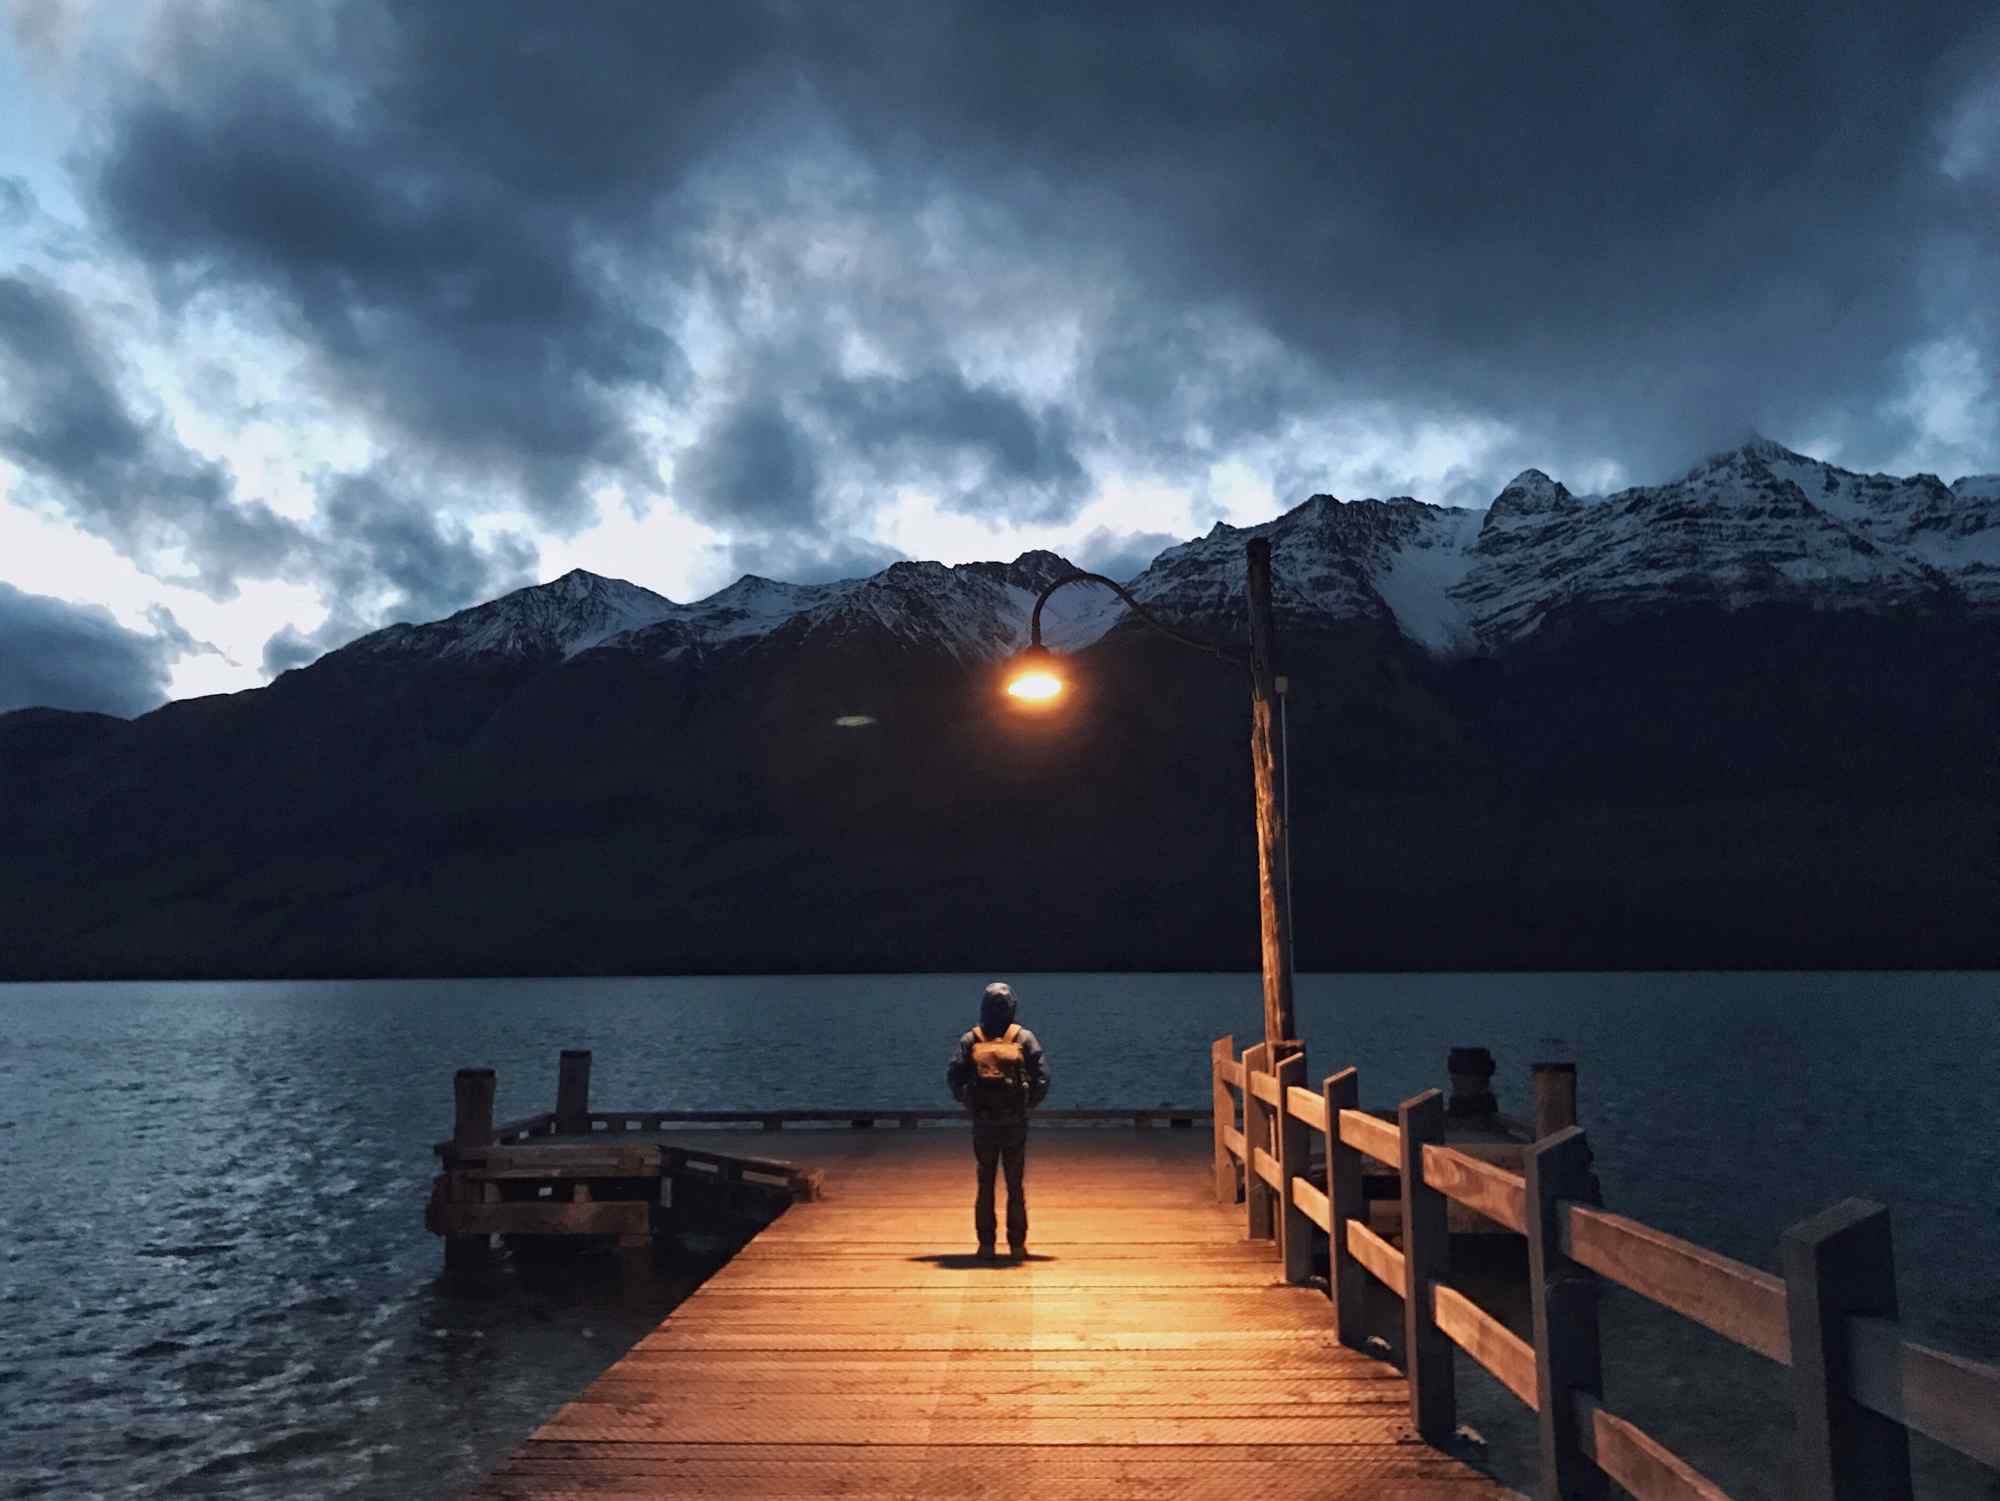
[1005,538,1297,1054]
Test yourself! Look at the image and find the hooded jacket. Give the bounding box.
[946,982,1050,1115]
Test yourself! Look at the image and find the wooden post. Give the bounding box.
[1525,1127,1608,1500]
[1781,1199,1913,1501]
[454,1067,496,1150]
[1532,1062,1578,1139]
[1325,1067,1367,1346]
[1276,1048,1312,1285]
[1398,1089,1454,1446]
[1211,1035,1237,1205]
[1242,1041,1275,1241]
[1244,537,1296,1052]
[446,1068,496,1279]
[555,1049,592,1135]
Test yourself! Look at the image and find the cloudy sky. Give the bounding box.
[1,0,1996,714]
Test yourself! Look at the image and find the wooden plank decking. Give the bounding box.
[473,1127,1520,1499]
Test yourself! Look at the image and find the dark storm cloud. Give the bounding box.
[0,582,188,715]
[81,4,751,524]
[68,0,2000,563]
[0,275,537,646]
[810,369,1087,523]
[718,533,904,589]
[676,399,823,533]
[261,468,540,673]
[1069,527,1183,584]
[0,273,300,596]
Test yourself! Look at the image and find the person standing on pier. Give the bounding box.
[946,981,1051,1260]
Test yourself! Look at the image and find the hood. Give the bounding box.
[979,981,1018,1034]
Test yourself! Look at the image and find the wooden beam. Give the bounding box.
[556,1049,592,1135]
[445,1199,650,1237]
[1276,1049,1313,1285]
[1285,1084,1328,1133]
[1242,1042,1275,1242]
[1526,1126,1608,1500]
[1325,1068,1368,1349]
[1420,1143,1526,1234]
[1782,1199,1913,1501]
[1291,1175,1331,1234]
[1399,1090,1454,1446]
[1211,1035,1237,1205]
[1338,1108,1401,1166]
[1531,1061,1578,1140]
[1247,1070,1283,1108]
[1244,535,1295,1050]
[1346,1219,1405,1294]
[1571,1392,1734,1501]
[1433,1283,1538,1410]
[1250,1145,1283,1192]
[1844,1315,2000,1469]
[1563,1204,1788,1365]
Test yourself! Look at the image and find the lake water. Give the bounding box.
[1,972,1995,1499]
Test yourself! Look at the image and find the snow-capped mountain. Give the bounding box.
[331,439,2000,673]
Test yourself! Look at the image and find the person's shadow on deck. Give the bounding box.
[907,1253,1058,1269]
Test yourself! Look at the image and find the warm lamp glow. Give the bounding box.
[1006,670,1064,702]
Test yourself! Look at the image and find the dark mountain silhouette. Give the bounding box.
[4,441,1996,977]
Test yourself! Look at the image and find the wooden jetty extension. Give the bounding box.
[437,1039,2000,1501]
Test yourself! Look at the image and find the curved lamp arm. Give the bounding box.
[1028,571,1244,663]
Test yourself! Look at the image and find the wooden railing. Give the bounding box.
[1209,1033,2000,1501]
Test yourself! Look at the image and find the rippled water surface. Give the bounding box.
[2,973,1995,1499]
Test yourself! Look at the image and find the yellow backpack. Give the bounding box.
[968,1023,1029,1118]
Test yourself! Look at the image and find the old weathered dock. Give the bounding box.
[437,1038,2000,1501]
[470,1124,1515,1499]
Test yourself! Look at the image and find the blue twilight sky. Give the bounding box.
[0,0,1996,714]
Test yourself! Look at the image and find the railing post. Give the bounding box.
[1781,1199,1913,1501]
[1324,1067,1366,1346]
[1277,1048,1311,1285]
[1398,1089,1454,1446]
[555,1049,592,1135]
[1532,1061,1578,1139]
[1242,1041,1274,1241]
[1525,1126,1607,1500]
[1211,1035,1236,1205]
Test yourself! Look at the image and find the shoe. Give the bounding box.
[1007,1243,1026,1261]
[976,1241,997,1260]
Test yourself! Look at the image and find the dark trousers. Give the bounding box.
[973,1120,1028,1248]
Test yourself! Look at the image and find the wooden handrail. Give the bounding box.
[1196,1037,1998,1499]
[1285,1083,1328,1132]
[1845,1316,2000,1469]
[1420,1142,1527,1233]
[1337,1107,1400,1166]
[1345,1218,1404,1291]
[1562,1204,1790,1365]
[1432,1283,1537,1409]
[1572,1391,1733,1501]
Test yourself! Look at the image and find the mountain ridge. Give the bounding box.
[298,438,1999,691]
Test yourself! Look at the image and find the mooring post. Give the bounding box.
[1276,1047,1312,1284]
[446,1067,497,1278]
[555,1049,592,1135]
[1324,1067,1367,1346]
[1398,1089,1455,1446]
[1525,1126,1608,1500]
[1781,1199,1913,1501]
[1241,1041,1275,1241]
[1211,1035,1237,1204]
[1532,1061,1578,1139]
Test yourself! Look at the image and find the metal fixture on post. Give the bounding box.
[1004,542,1299,1053]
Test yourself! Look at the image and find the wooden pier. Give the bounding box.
[435,1039,2000,1501]
[469,1124,1516,1499]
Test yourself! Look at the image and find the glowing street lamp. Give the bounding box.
[1002,542,1297,1053]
